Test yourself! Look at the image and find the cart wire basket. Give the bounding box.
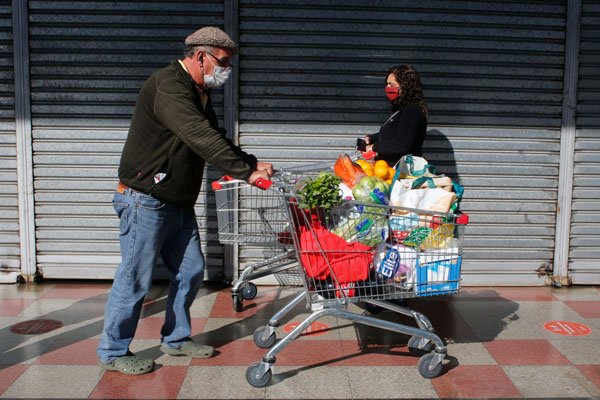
[246,181,469,387]
[212,165,325,311]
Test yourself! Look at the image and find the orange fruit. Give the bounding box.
[374,163,389,179]
[374,160,389,169]
[388,167,396,178]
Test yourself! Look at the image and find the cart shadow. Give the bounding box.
[352,289,520,348]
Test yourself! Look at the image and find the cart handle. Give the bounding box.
[456,213,469,225]
[211,176,272,191]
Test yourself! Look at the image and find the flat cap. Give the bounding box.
[185,27,238,53]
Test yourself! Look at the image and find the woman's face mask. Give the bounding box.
[385,86,400,101]
[202,52,232,88]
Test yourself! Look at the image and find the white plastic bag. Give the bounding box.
[390,186,457,214]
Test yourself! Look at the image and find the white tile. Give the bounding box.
[266,366,353,399]
[178,366,266,399]
[347,366,438,398]
[1,365,103,398]
[503,365,600,398]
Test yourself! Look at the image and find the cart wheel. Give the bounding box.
[242,282,258,300]
[407,336,434,356]
[365,303,383,314]
[232,293,243,312]
[246,362,272,387]
[253,326,276,349]
[417,353,444,379]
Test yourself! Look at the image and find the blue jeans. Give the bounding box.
[97,189,205,363]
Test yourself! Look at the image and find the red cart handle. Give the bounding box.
[211,176,272,191]
[255,178,272,190]
[456,213,469,225]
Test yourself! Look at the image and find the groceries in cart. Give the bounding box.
[290,153,468,299]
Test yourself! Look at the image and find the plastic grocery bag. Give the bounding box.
[394,155,437,179]
[390,186,457,214]
[299,225,372,284]
[373,242,417,288]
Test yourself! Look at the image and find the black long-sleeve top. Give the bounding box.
[367,104,427,166]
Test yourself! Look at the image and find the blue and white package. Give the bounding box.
[389,213,419,232]
[373,243,417,287]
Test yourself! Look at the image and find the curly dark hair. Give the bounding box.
[387,65,428,119]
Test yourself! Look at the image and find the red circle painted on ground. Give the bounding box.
[10,319,63,335]
[283,321,330,337]
[543,320,591,336]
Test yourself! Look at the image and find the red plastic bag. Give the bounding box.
[333,153,365,189]
[299,225,372,284]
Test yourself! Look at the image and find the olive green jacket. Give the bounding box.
[118,61,256,209]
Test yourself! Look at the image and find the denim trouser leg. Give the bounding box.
[97,190,205,363]
[159,210,205,347]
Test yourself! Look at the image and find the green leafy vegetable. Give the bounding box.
[297,172,342,212]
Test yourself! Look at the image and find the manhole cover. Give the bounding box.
[10,319,63,335]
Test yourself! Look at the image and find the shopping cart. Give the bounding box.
[212,166,324,312]
[245,185,469,386]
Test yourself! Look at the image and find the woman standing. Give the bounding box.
[364,65,428,166]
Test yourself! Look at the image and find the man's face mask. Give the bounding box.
[385,86,400,101]
[202,52,232,88]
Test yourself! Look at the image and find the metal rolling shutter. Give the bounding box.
[571,0,600,284]
[238,0,566,284]
[0,0,19,273]
[28,1,227,279]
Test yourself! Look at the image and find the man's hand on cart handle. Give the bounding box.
[256,161,275,177]
[247,170,273,189]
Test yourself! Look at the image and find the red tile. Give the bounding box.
[208,289,275,318]
[484,339,571,365]
[456,287,557,301]
[190,340,265,366]
[34,338,99,365]
[577,365,600,390]
[432,365,521,398]
[41,283,110,299]
[0,364,28,395]
[89,366,187,399]
[329,340,418,366]
[0,299,36,316]
[565,301,600,318]
[135,317,207,339]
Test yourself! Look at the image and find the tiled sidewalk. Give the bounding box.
[0,281,599,399]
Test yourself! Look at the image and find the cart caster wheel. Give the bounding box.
[366,303,383,314]
[246,362,272,387]
[407,336,434,356]
[232,293,243,312]
[33,272,43,284]
[417,353,444,379]
[253,326,276,349]
[242,282,258,300]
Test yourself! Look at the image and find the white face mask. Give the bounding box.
[202,53,232,88]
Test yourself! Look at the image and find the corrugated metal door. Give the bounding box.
[28,1,227,279]
[571,0,600,284]
[0,0,20,273]
[238,0,566,284]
